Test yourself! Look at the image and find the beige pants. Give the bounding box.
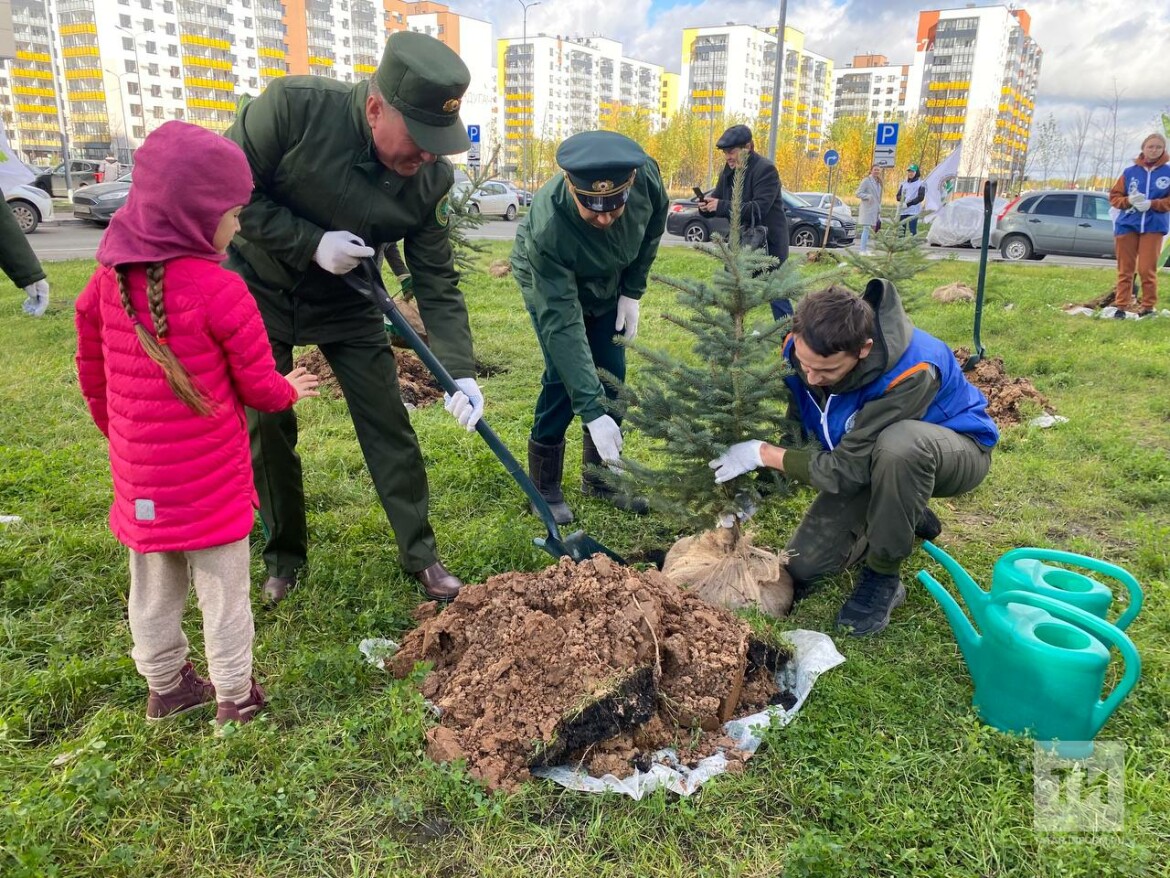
[128,537,253,705]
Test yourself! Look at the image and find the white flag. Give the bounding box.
[0,119,35,192]
[923,146,961,214]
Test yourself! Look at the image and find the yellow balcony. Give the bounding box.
[13,85,55,97]
[308,56,334,67]
[181,34,232,51]
[59,23,98,35]
[70,112,109,123]
[258,47,287,59]
[15,50,52,63]
[354,64,376,74]
[187,97,237,111]
[62,46,100,58]
[185,57,233,71]
[185,76,234,91]
[68,90,106,101]
[66,68,103,80]
[15,103,56,114]
[15,121,60,132]
[260,67,287,78]
[12,68,54,80]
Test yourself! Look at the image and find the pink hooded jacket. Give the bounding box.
[76,121,297,553]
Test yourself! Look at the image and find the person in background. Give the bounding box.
[708,282,997,636]
[1108,132,1170,318]
[511,130,669,524]
[0,197,49,316]
[224,31,484,604]
[896,165,925,235]
[100,153,123,184]
[75,121,319,731]
[855,164,883,254]
[699,124,791,318]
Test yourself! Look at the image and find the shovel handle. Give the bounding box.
[348,258,566,543]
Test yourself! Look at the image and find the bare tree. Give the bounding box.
[1027,113,1065,185]
[1101,80,1125,181]
[1066,108,1095,186]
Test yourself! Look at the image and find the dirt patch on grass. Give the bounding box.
[954,347,1054,428]
[388,556,792,791]
[295,347,443,408]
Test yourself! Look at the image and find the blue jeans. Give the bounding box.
[859,225,872,252]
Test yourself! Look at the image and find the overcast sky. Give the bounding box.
[459,0,1167,163]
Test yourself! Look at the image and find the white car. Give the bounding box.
[452,180,519,220]
[6,184,54,234]
[795,192,853,220]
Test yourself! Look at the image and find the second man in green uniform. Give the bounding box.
[511,131,669,524]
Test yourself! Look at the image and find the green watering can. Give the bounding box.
[917,542,1141,758]
[992,547,1143,630]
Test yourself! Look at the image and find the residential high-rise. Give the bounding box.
[497,34,664,174]
[659,70,680,126]
[908,5,1041,185]
[830,54,910,124]
[0,0,495,165]
[680,23,833,155]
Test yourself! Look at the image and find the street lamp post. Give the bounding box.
[104,68,132,162]
[115,25,145,139]
[516,0,541,196]
[765,0,788,162]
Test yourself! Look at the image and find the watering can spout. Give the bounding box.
[921,541,991,618]
[917,569,982,668]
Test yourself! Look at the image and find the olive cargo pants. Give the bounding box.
[248,332,438,578]
[785,420,992,585]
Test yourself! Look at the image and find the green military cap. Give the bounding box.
[556,130,649,212]
[375,30,470,155]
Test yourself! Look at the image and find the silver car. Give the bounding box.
[990,189,1115,261]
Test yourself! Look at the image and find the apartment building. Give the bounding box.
[0,0,495,164]
[909,5,1041,184]
[680,23,833,155]
[497,33,663,172]
[831,54,910,124]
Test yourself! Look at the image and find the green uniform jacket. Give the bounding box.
[223,76,474,377]
[510,159,669,423]
[0,197,46,290]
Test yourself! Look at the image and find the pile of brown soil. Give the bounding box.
[294,347,443,408]
[388,556,791,791]
[954,347,1054,427]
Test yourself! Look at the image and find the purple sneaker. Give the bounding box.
[215,679,267,733]
[145,662,215,721]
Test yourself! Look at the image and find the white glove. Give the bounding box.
[717,493,758,528]
[585,414,623,463]
[312,230,376,275]
[1130,194,1150,212]
[443,377,484,431]
[614,295,640,341]
[22,279,49,317]
[709,440,764,484]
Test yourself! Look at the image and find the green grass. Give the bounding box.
[1,247,1167,877]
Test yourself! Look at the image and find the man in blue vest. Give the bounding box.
[708,281,998,635]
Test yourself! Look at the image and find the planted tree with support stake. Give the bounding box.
[603,167,814,616]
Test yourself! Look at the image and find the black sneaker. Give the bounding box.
[914,506,942,541]
[1137,308,1155,319]
[1112,308,1131,320]
[835,567,907,636]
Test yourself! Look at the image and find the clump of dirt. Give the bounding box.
[388,556,792,791]
[488,259,512,278]
[932,282,975,303]
[294,347,443,408]
[954,347,1054,427]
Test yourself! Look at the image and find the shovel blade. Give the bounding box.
[534,530,626,565]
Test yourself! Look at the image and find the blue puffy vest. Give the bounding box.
[1114,162,1170,236]
[783,330,999,450]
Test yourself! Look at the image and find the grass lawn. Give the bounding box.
[1,244,1167,877]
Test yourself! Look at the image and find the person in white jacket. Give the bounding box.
[896,164,926,235]
[855,165,883,254]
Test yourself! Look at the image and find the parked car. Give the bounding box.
[795,191,853,219]
[72,174,132,225]
[6,184,54,233]
[990,189,1115,261]
[666,190,856,248]
[451,180,519,220]
[34,159,106,197]
[500,182,533,206]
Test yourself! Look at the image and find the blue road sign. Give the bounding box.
[876,123,900,146]
[467,124,481,143]
[823,149,840,167]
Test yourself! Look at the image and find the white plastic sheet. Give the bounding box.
[925,196,1009,248]
[532,629,845,798]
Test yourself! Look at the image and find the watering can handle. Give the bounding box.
[997,590,1141,735]
[998,548,1144,630]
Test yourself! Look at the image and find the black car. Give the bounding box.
[666,189,856,248]
[72,174,132,225]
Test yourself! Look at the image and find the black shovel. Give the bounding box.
[342,257,625,565]
[965,179,998,372]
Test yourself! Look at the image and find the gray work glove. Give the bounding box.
[312,230,376,275]
[585,414,623,464]
[22,279,49,317]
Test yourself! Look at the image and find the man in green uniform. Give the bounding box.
[224,31,483,603]
[511,131,669,524]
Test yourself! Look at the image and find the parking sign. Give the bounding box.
[876,123,899,147]
[467,124,481,143]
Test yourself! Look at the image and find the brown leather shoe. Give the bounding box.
[262,573,296,605]
[413,561,463,601]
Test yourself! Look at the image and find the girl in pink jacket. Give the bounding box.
[76,121,318,730]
